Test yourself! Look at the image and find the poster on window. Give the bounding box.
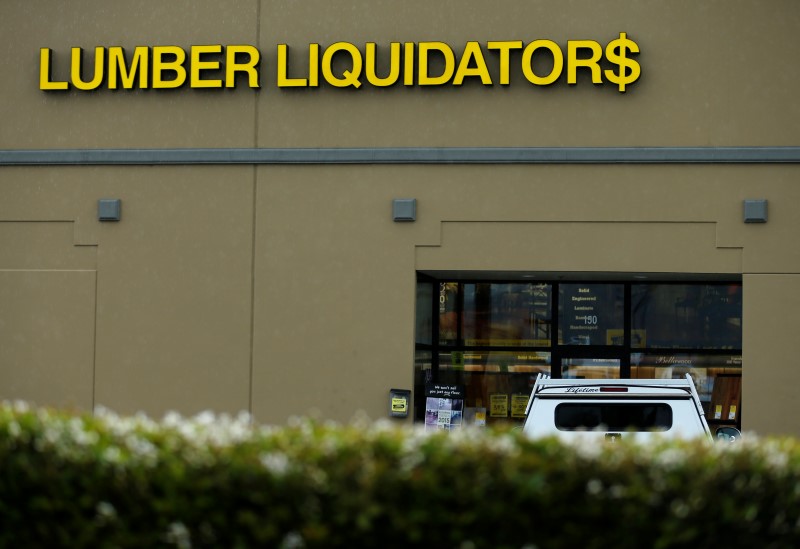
[489,394,509,418]
[424,384,464,431]
[511,394,530,418]
[560,284,624,346]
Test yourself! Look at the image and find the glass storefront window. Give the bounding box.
[414,350,432,381]
[438,350,551,374]
[558,283,624,345]
[631,284,742,349]
[461,283,552,347]
[436,281,553,347]
[631,353,742,426]
[416,277,743,428]
[562,358,621,379]
[415,282,433,345]
[436,351,550,425]
[438,282,460,345]
[413,350,433,423]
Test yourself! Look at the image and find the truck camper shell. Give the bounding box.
[522,373,713,442]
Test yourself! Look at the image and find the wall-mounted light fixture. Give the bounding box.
[98,199,122,222]
[392,198,416,222]
[743,199,767,223]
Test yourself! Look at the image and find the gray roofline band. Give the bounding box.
[2,147,800,165]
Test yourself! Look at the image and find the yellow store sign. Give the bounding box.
[40,33,640,93]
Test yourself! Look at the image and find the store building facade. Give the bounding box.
[1,1,799,435]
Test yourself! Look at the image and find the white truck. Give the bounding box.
[522,374,739,442]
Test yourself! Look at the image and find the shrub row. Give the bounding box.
[0,402,799,548]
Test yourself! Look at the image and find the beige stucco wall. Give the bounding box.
[1,1,799,435]
[2,1,800,149]
[258,0,800,148]
[0,0,259,149]
[743,274,800,436]
[0,167,255,418]
[251,164,799,433]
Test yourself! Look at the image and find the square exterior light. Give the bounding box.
[98,199,122,222]
[393,198,416,222]
[743,199,767,223]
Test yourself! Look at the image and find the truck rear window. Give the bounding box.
[555,403,672,432]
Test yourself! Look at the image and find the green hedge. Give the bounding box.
[0,402,799,548]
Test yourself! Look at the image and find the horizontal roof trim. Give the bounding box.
[2,147,800,165]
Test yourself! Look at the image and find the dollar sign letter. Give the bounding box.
[604,32,640,93]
